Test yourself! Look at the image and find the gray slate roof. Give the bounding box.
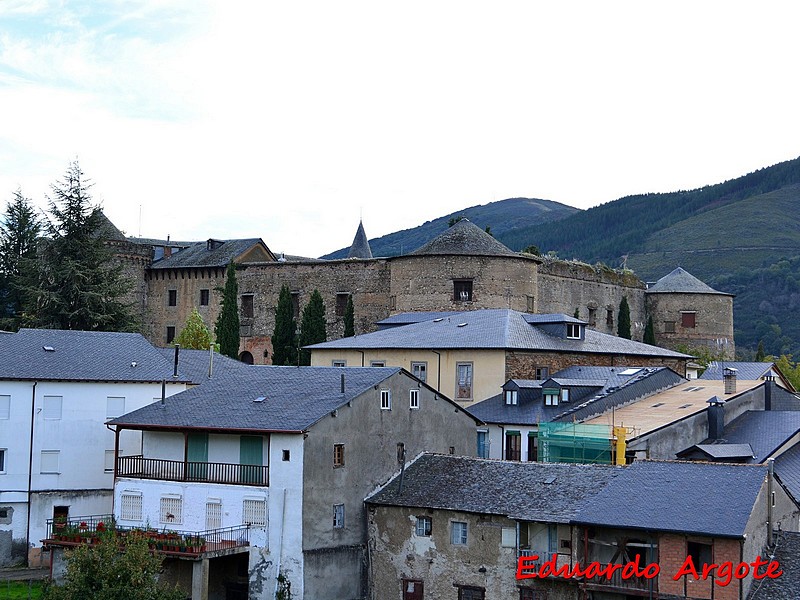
[747,530,800,599]
[0,329,190,383]
[410,219,518,257]
[774,443,800,503]
[646,267,730,295]
[347,221,373,259]
[574,461,768,538]
[309,309,689,359]
[157,348,252,385]
[366,454,621,523]
[109,366,402,432]
[677,443,756,460]
[698,411,800,463]
[150,238,271,269]
[700,361,779,381]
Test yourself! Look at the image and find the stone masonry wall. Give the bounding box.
[505,350,688,379]
[646,292,735,358]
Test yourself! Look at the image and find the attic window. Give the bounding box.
[457,322,467,327]
[453,279,473,302]
[253,396,266,403]
[43,346,55,352]
[544,389,559,406]
[566,324,581,339]
[619,368,642,376]
[678,403,693,409]
[504,390,518,405]
[651,402,665,408]
[207,239,224,251]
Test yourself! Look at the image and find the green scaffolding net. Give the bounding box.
[537,422,614,464]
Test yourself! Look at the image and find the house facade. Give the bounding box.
[0,329,189,567]
[96,366,479,600]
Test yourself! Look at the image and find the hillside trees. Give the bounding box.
[298,289,326,366]
[24,161,137,331]
[272,284,297,365]
[175,307,213,350]
[0,189,41,329]
[215,262,240,359]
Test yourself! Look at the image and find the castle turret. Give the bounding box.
[347,221,373,259]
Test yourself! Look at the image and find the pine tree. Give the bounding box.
[343,295,355,337]
[0,189,40,329]
[643,315,656,345]
[298,289,326,366]
[26,161,136,331]
[272,284,297,365]
[617,296,631,339]
[755,340,766,361]
[175,307,212,350]
[214,262,240,359]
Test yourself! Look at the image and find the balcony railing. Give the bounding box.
[43,514,252,557]
[117,455,268,486]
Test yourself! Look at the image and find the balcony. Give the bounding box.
[581,562,658,595]
[43,514,252,558]
[117,455,268,486]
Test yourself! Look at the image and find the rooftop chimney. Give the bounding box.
[707,396,725,440]
[723,367,737,394]
[173,344,180,378]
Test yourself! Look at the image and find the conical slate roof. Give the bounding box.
[647,267,731,295]
[347,221,373,259]
[410,219,517,257]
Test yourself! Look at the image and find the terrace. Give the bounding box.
[116,455,269,486]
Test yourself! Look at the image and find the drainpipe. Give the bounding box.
[768,458,775,547]
[431,350,441,392]
[25,381,37,566]
[500,425,505,460]
[273,488,287,597]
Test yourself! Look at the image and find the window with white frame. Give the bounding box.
[333,504,345,528]
[504,390,518,405]
[370,360,386,367]
[0,395,9,419]
[380,389,391,410]
[409,389,419,409]
[43,395,62,420]
[451,521,468,545]
[160,496,183,524]
[104,450,115,473]
[243,498,267,526]
[40,450,60,473]
[411,362,427,382]
[415,516,432,536]
[332,360,346,367]
[206,500,223,530]
[566,323,581,339]
[561,389,570,403]
[106,396,125,419]
[120,492,143,521]
[456,363,473,399]
[544,389,559,406]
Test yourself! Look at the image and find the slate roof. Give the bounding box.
[696,411,800,463]
[109,366,403,432]
[347,221,373,259]
[468,367,684,425]
[700,361,779,381]
[376,312,463,329]
[747,530,800,599]
[410,219,519,257]
[366,454,621,523]
[574,461,768,538]
[150,238,272,269]
[676,443,756,460]
[157,348,252,385]
[774,443,800,503]
[646,267,731,295]
[308,309,689,358]
[0,329,190,383]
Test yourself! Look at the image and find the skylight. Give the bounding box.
[619,368,641,376]
[253,396,266,403]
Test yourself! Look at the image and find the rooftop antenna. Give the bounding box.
[208,343,214,378]
[138,204,142,238]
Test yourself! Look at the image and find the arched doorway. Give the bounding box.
[239,351,254,365]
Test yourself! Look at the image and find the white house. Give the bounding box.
[0,329,190,566]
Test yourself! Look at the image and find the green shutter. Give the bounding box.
[187,433,208,480]
[239,436,264,484]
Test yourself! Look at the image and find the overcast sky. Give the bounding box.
[1,1,799,258]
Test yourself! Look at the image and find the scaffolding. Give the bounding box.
[537,422,615,464]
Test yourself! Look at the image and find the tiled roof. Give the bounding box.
[109,366,402,432]
[0,329,189,383]
[150,238,273,269]
[308,309,689,358]
[700,411,800,462]
[410,219,518,257]
[347,221,373,259]
[157,348,252,385]
[770,385,800,410]
[746,530,800,599]
[646,267,731,295]
[366,454,621,523]
[574,461,767,538]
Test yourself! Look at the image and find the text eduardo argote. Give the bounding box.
[516,554,782,586]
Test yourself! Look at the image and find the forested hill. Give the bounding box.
[320,198,578,259]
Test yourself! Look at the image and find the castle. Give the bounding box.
[108,217,734,364]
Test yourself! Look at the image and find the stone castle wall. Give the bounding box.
[505,350,688,379]
[646,292,735,358]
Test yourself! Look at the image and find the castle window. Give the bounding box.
[291,292,300,318]
[681,312,696,328]
[453,279,473,302]
[535,367,549,380]
[241,294,254,318]
[606,308,614,327]
[664,321,676,333]
[335,293,350,317]
[166,326,176,344]
[587,307,597,326]
[526,295,535,313]
[200,289,210,306]
[168,289,177,307]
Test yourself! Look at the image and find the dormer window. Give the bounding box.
[544,388,559,406]
[566,323,581,339]
[504,390,518,405]
[561,389,569,403]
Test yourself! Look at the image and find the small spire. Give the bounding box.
[347,220,373,259]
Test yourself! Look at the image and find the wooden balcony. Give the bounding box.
[117,455,268,486]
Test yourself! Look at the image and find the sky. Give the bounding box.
[1,1,799,258]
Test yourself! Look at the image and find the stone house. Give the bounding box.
[87,366,478,600]
[366,454,799,600]
[0,329,190,567]
[307,309,690,406]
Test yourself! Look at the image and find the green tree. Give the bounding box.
[573,308,580,319]
[272,284,297,366]
[448,215,466,227]
[755,340,766,361]
[43,530,184,600]
[175,307,212,350]
[214,262,240,359]
[25,161,136,331]
[771,355,800,391]
[484,225,493,237]
[298,289,326,366]
[643,316,656,345]
[343,295,355,337]
[0,189,41,329]
[522,244,541,256]
[617,297,631,339]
